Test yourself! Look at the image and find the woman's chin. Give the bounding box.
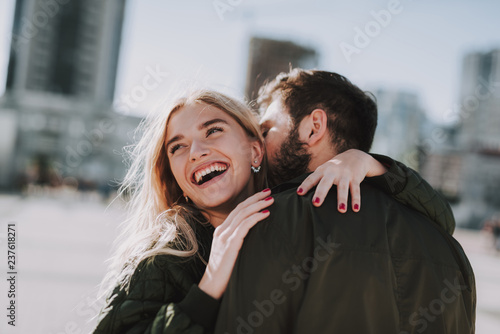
[195,189,254,219]
[192,192,233,211]
[188,175,252,212]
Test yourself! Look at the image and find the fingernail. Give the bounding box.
[265,196,273,201]
[262,209,270,214]
[339,203,346,211]
[297,188,303,194]
[314,197,320,204]
[354,204,359,211]
[262,188,270,192]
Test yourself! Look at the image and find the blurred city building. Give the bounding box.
[0,0,141,192]
[420,49,500,227]
[420,126,463,203]
[244,37,318,101]
[456,49,500,227]
[370,89,427,170]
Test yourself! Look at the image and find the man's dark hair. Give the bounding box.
[257,68,378,153]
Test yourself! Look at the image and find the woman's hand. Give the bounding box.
[198,188,273,300]
[297,149,388,213]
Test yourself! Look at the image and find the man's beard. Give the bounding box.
[267,127,312,188]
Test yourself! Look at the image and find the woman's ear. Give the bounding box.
[250,139,265,167]
[298,109,328,147]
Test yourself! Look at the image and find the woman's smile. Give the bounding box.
[165,102,261,212]
[191,161,230,187]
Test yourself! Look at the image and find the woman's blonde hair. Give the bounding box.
[101,89,267,295]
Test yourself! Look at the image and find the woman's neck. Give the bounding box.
[206,211,227,228]
[199,182,256,228]
[198,208,230,228]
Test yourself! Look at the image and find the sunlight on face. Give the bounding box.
[166,103,258,215]
[259,99,294,169]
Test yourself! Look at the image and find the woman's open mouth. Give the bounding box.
[192,162,229,186]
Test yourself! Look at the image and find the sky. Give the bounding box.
[1,0,500,124]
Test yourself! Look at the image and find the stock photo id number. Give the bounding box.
[6,222,17,327]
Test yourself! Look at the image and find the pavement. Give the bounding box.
[0,192,125,334]
[452,228,500,333]
[0,193,499,333]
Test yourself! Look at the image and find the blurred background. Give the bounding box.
[0,0,499,333]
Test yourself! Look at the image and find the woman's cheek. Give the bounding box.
[169,159,184,184]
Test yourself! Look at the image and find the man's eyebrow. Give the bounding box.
[198,118,228,130]
[165,135,183,150]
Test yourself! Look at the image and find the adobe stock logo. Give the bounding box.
[400,276,470,334]
[339,0,404,63]
[213,0,243,21]
[115,65,170,113]
[11,0,70,53]
[228,235,340,334]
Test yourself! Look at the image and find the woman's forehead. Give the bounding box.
[166,103,241,141]
[170,103,231,125]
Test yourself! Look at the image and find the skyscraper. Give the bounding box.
[370,89,425,170]
[458,49,500,225]
[245,37,318,102]
[7,0,124,103]
[459,49,500,151]
[0,0,140,191]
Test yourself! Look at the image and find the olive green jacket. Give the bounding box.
[92,156,458,333]
[214,172,475,333]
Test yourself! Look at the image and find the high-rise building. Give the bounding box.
[457,49,500,226]
[245,37,318,101]
[370,89,426,170]
[6,0,124,103]
[421,150,463,202]
[459,50,500,150]
[0,0,141,191]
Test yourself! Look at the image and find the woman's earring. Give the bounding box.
[184,196,189,203]
[251,160,261,173]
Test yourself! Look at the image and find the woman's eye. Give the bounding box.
[206,127,223,137]
[169,144,182,154]
[262,128,269,138]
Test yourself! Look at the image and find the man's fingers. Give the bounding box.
[297,172,323,196]
[336,178,349,213]
[350,182,361,212]
[311,174,336,207]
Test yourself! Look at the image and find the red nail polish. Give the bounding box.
[354,204,359,211]
[314,197,320,204]
[339,203,346,211]
[297,188,303,194]
[262,188,270,192]
[265,196,273,201]
[262,210,269,214]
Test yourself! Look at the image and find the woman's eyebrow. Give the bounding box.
[166,119,228,149]
[165,135,183,150]
[199,118,228,130]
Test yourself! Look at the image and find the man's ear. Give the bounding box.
[250,139,264,168]
[298,109,328,146]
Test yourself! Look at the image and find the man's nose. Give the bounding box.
[189,140,210,162]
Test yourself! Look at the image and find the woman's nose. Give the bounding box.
[189,140,210,162]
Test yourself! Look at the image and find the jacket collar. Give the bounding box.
[270,172,313,194]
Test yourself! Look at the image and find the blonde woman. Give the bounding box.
[93,90,453,333]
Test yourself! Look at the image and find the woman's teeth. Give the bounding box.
[194,163,228,185]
